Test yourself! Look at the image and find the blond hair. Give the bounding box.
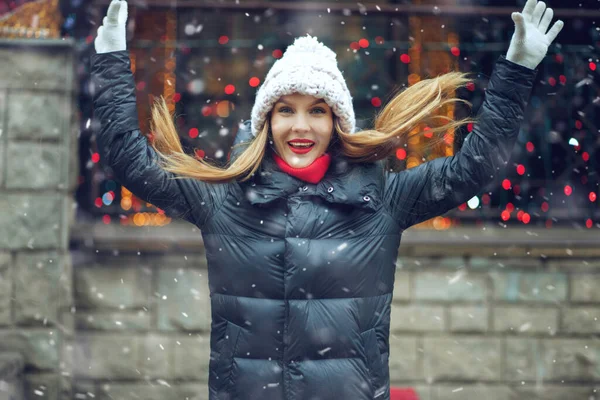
[148,71,477,183]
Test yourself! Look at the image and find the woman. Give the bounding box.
[92,1,563,399]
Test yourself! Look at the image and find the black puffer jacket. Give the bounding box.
[91,51,536,400]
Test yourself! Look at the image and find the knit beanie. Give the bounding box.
[250,35,356,137]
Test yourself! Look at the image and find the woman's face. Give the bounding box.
[270,93,334,168]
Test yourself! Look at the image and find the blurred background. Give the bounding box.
[0,1,599,400]
[4,0,599,229]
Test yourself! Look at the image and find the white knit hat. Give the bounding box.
[250,35,356,137]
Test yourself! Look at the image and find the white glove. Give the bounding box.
[94,0,128,54]
[506,0,564,70]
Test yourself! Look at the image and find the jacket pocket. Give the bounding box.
[212,321,242,392]
[361,328,385,397]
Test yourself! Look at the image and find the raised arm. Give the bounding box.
[383,0,564,230]
[91,1,229,227]
[384,56,536,230]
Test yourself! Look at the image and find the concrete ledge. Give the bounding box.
[70,221,600,257]
[0,38,75,48]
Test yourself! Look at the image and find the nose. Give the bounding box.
[291,114,310,133]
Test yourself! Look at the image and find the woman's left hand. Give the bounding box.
[506,0,564,70]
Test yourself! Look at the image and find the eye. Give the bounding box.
[278,107,292,113]
[311,107,327,114]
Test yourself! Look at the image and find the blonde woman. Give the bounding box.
[92,1,563,399]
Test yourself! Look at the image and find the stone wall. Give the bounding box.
[0,38,78,400]
[70,222,600,400]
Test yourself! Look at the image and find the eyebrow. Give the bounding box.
[275,99,327,107]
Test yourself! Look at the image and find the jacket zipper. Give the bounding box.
[283,204,291,399]
[283,297,290,399]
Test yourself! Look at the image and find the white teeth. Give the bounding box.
[289,143,314,148]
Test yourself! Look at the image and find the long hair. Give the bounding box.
[148,71,477,183]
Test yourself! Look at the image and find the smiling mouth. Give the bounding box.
[288,142,315,148]
[287,142,315,154]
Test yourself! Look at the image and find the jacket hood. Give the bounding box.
[230,120,384,212]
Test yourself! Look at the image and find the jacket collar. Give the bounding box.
[231,121,384,212]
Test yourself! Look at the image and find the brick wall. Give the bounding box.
[0,38,78,400]
[391,254,600,399]
[70,222,600,400]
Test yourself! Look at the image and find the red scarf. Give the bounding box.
[272,152,331,184]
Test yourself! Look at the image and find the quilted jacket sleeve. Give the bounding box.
[383,55,538,230]
[90,50,229,228]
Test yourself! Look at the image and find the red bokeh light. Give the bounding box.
[272,49,283,59]
[564,185,573,196]
[443,133,453,145]
[218,35,229,45]
[91,153,100,163]
[224,84,236,95]
[249,77,260,87]
[450,46,460,57]
[188,128,199,138]
[590,192,597,202]
[526,141,535,152]
[502,179,511,190]
[396,148,407,160]
[423,127,433,138]
[359,38,369,48]
[400,54,411,64]
[516,164,525,175]
[371,97,382,107]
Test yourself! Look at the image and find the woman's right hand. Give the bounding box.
[94,0,128,54]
